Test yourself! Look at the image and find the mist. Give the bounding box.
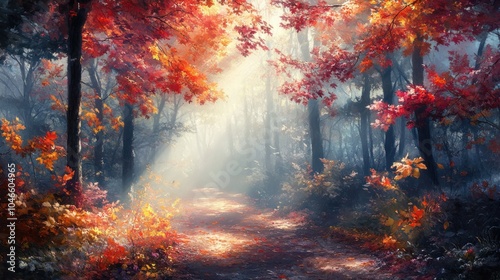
[1,0,499,279]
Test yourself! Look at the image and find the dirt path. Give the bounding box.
[172,188,398,280]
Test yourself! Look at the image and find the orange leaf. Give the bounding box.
[443,221,449,230]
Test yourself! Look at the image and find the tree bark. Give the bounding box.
[18,57,37,138]
[273,111,283,174]
[65,0,89,207]
[412,37,439,186]
[153,95,166,135]
[360,73,371,176]
[122,103,134,200]
[381,65,395,170]
[264,53,272,172]
[297,29,324,173]
[397,117,406,158]
[87,58,104,186]
[308,99,324,173]
[168,95,181,140]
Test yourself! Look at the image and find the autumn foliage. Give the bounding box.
[358,156,449,245]
[1,118,65,171]
[0,176,180,278]
[272,0,499,147]
[370,49,500,131]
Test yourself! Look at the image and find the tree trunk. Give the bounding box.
[168,95,181,140]
[368,120,375,167]
[264,54,272,172]
[308,99,324,173]
[360,73,371,176]
[298,29,324,173]
[243,92,250,145]
[273,112,283,174]
[19,57,37,138]
[381,65,396,170]
[65,1,89,207]
[227,116,235,157]
[412,37,439,186]
[397,117,406,158]
[122,103,134,200]
[87,58,104,186]
[338,129,344,160]
[153,95,166,135]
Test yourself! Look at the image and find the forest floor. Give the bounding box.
[171,187,401,280]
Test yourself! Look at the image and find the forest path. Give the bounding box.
[172,187,396,280]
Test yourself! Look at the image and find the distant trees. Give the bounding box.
[1,0,497,207]
[272,0,499,184]
[1,0,271,206]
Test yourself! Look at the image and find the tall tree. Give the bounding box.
[64,0,89,206]
[122,102,134,198]
[297,29,324,173]
[30,0,270,204]
[86,58,108,186]
[380,64,395,171]
[359,73,371,176]
[411,36,439,185]
[274,0,498,185]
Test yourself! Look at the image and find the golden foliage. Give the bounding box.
[392,154,427,181]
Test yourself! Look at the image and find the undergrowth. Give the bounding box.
[0,175,181,279]
[276,156,500,279]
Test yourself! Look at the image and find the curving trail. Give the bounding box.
[172,188,398,280]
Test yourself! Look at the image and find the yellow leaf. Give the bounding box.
[402,166,412,178]
[415,163,427,169]
[413,157,424,163]
[149,44,160,61]
[142,204,155,218]
[383,217,395,226]
[412,168,420,179]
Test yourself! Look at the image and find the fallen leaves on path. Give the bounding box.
[172,188,395,279]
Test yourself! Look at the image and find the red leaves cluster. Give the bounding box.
[272,0,334,32]
[409,206,424,228]
[32,131,62,171]
[426,49,500,122]
[370,46,500,131]
[51,166,75,190]
[368,101,404,131]
[89,238,128,271]
[234,22,271,57]
[273,0,499,119]
[272,47,356,106]
[365,169,396,190]
[370,85,438,130]
[66,0,271,118]
[1,119,64,171]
